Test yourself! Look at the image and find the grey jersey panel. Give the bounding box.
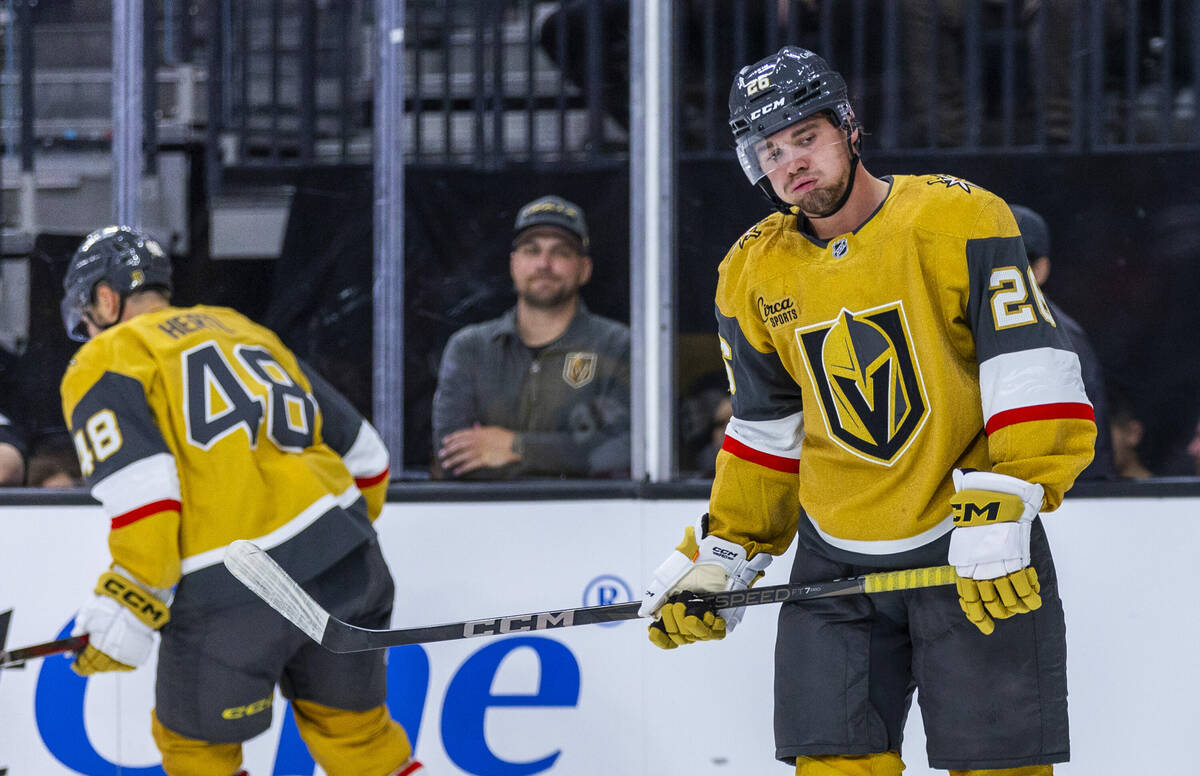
[717,304,803,422]
[965,236,1075,363]
[70,371,171,484]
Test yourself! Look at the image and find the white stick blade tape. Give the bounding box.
[223,540,330,643]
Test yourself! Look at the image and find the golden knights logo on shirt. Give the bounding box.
[795,301,930,465]
[562,351,597,388]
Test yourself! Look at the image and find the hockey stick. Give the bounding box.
[0,635,88,670]
[224,540,957,653]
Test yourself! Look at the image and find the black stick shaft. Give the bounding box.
[0,634,88,669]
[326,565,956,652]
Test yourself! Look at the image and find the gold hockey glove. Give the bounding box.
[72,568,171,675]
[639,515,771,650]
[948,469,1044,635]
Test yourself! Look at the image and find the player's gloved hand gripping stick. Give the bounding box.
[223,539,957,652]
[638,515,773,649]
[71,568,172,675]
[948,469,1045,635]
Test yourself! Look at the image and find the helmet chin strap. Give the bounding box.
[802,159,858,220]
[83,294,126,337]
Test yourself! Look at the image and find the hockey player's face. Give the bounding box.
[760,118,852,215]
[510,230,593,309]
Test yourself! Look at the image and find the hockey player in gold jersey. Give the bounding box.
[59,226,422,776]
[639,48,1095,775]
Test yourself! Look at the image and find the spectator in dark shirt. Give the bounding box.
[432,195,631,479]
[1186,414,1200,477]
[1109,389,1154,479]
[0,410,26,485]
[1011,204,1113,479]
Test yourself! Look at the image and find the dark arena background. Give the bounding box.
[3,2,1200,773]
[12,151,1200,475]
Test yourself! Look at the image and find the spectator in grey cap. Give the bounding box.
[432,195,631,479]
[1011,204,1114,479]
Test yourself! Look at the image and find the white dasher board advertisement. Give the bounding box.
[0,496,1196,774]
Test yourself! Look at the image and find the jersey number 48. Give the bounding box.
[183,341,317,452]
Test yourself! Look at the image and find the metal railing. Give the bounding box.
[676,0,1200,156]
[199,0,1200,171]
[2,1,1197,183]
[203,0,629,172]
[0,0,198,153]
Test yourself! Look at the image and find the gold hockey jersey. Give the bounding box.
[60,305,390,609]
[709,174,1096,561]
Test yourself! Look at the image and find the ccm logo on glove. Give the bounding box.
[950,490,1026,526]
[98,573,170,627]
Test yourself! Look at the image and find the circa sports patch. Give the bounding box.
[795,300,930,466]
[758,294,799,328]
[562,352,598,389]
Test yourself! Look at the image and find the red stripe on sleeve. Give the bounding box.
[355,468,390,489]
[111,499,181,530]
[720,435,800,474]
[985,402,1095,435]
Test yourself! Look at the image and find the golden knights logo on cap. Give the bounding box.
[562,351,597,389]
[522,199,577,219]
[514,195,590,250]
[795,301,930,465]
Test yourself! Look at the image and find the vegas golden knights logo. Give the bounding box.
[795,301,930,465]
[562,351,597,389]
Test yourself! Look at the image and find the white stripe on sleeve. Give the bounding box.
[978,347,1091,423]
[723,411,805,460]
[91,453,181,516]
[341,420,389,478]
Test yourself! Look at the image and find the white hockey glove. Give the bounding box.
[639,515,772,650]
[71,568,171,675]
[948,469,1044,635]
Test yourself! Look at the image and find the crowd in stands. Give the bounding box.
[2,191,1197,488]
[0,419,82,488]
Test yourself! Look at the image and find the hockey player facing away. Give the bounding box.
[58,227,422,776]
[639,48,1095,775]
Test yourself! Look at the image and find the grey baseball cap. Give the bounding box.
[513,195,589,251]
[1010,204,1050,260]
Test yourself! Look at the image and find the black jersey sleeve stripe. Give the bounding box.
[69,372,172,485]
[717,304,804,422]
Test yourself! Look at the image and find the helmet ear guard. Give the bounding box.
[61,226,172,341]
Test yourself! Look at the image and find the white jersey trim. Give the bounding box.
[92,453,181,516]
[180,483,362,575]
[978,347,1091,423]
[723,412,805,460]
[342,420,390,478]
[807,512,956,555]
